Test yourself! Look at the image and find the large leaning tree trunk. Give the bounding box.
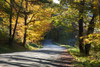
[78,0,85,54]
[10,0,23,46]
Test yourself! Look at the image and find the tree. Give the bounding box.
[78,0,85,53]
[9,0,13,46]
[23,0,28,47]
[60,0,100,55]
[10,0,24,46]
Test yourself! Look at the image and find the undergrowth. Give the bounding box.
[0,42,40,54]
[68,47,100,67]
[55,42,100,67]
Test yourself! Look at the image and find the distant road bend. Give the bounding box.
[0,40,73,67]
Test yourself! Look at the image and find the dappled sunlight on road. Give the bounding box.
[0,40,73,67]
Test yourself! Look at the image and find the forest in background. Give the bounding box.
[0,0,100,66]
[0,0,78,51]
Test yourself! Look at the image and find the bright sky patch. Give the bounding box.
[53,0,60,4]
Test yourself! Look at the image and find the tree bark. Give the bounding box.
[11,11,20,45]
[9,0,13,46]
[23,0,28,47]
[87,14,95,35]
[23,12,27,47]
[79,17,84,53]
[78,0,85,54]
[11,0,23,45]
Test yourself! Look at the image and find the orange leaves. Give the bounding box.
[47,14,51,17]
[27,21,51,42]
[1,0,57,44]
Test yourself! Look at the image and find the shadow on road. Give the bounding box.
[0,54,72,67]
[0,40,73,67]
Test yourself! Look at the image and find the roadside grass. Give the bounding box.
[54,42,74,48]
[55,42,100,67]
[0,43,40,54]
[25,43,41,50]
[0,45,27,53]
[0,39,41,54]
[68,47,100,67]
[0,36,41,54]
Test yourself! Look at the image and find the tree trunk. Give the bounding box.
[87,14,95,35]
[85,14,96,55]
[9,0,13,46]
[23,27,27,47]
[11,0,23,45]
[78,0,85,54]
[23,0,28,47]
[79,17,84,53]
[23,14,27,47]
[11,12,20,45]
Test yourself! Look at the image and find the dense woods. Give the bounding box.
[0,0,100,66]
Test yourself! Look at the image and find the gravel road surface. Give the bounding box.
[0,40,67,67]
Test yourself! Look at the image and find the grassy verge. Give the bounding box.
[55,42,100,67]
[68,47,100,67]
[0,42,41,54]
[54,42,74,48]
[0,45,27,54]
